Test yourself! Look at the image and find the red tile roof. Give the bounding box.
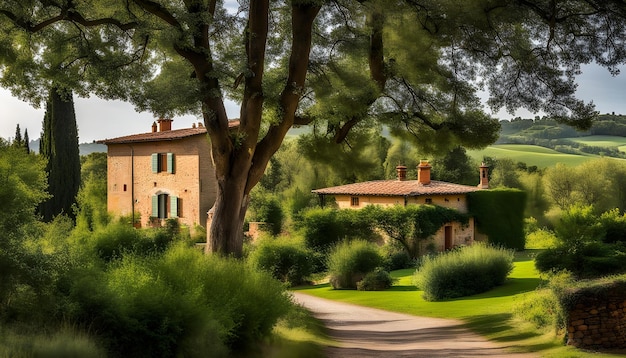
[99,120,240,144]
[312,180,481,197]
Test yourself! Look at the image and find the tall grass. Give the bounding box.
[413,243,514,301]
[0,328,106,358]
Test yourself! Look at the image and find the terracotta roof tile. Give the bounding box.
[312,180,481,197]
[99,120,240,144]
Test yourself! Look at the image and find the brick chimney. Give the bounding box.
[151,121,157,133]
[417,160,431,185]
[396,165,407,181]
[157,118,173,132]
[478,162,489,189]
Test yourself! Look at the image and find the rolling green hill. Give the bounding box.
[466,144,618,168]
[565,135,626,152]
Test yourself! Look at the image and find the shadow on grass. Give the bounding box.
[440,277,543,302]
[388,285,418,291]
[461,313,561,353]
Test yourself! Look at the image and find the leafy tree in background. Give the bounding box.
[38,88,81,222]
[76,152,109,231]
[431,146,476,186]
[0,141,49,314]
[490,158,523,189]
[382,140,419,179]
[2,1,625,255]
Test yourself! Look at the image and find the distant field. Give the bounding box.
[565,135,626,152]
[467,144,601,168]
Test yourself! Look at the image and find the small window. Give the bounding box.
[425,198,432,204]
[351,197,360,207]
[151,153,175,173]
[123,184,127,192]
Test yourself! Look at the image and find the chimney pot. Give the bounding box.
[417,160,431,185]
[157,118,173,132]
[396,165,407,181]
[151,122,157,133]
[478,162,490,189]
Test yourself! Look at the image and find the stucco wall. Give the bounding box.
[107,134,216,229]
[426,218,475,252]
[335,194,470,213]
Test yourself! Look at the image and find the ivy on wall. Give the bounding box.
[468,189,527,250]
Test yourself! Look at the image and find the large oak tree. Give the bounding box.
[2,0,626,256]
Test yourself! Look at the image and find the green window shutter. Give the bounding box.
[151,195,158,217]
[151,153,159,173]
[170,196,178,218]
[167,153,175,174]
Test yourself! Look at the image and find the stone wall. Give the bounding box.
[566,282,626,350]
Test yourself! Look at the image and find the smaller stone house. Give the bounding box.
[100,118,238,230]
[312,160,489,252]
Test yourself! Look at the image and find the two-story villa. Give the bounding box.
[100,118,237,230]
[312,160,490,251]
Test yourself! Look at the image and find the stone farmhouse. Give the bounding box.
[100,118,238,230]
[312,160,490,252]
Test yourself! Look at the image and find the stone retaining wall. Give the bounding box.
[566,282,626,349]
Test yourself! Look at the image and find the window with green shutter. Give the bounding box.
[167,153,175,173]
[151,195,158,217]
[151,153,175,174]
[152,193,171,219]
[170,196,178,218]
[151,153,159,173]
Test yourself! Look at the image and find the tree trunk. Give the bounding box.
[203,2,320,257]
[205,171,249,257]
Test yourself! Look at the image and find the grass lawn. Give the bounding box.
[467,144,598,168]
[291,252,625,357]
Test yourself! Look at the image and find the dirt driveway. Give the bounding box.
[292,292,536,358]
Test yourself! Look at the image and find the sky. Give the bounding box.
[1,63,626,144]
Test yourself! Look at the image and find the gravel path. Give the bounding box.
[292,292,536,358]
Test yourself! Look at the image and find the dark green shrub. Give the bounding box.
[413,243,514,301]
[600,209,626,243]
[327,240,384,289]
[357,268,394,291]
[468,189,527,250]
[300,208,345,251]
[535,248,573,273]
[536,242,626,278]
[249,191,284,236]
[248,237,314,286]
[382,245,415,271]
[300,208,379,252]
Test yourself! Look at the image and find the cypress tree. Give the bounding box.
[23,129,30,154]
[39,87,81,221]
[13,124,22,148]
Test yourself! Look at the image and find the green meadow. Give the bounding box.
[565,135,626,152]
[467,144,597,168]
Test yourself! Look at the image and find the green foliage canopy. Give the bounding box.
[3,0,626,255]
[364,204,468,258]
